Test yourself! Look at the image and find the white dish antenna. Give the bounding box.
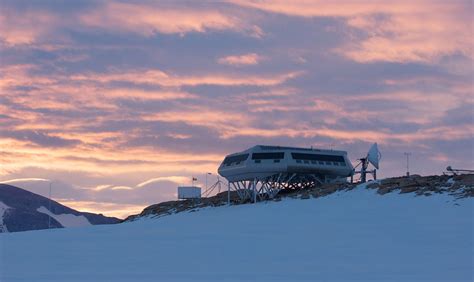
[367,143,381,169]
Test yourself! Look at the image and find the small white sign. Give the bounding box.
[177,186,201,199]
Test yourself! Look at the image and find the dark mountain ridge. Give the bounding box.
[0,184,120,233]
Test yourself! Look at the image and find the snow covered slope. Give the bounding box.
[1,185,472,281]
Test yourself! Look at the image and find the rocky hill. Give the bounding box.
[125,174,473,222]
[0,184,121,233]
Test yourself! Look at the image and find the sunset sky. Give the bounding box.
[0,0,472,218]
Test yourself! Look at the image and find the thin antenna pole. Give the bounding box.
[404,152,411,177]
[48,181,52,229]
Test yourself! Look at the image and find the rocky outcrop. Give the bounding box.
[368,174,473,198]
[125,174,473,222]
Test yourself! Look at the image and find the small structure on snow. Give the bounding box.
[177,186,201,200]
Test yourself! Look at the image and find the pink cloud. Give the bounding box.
[80,2,259,37]
[69,69,302,87]
[231,0,472,63]
[0,2,264,49]
[218,53,262,66]
[219,123,473,145]
[142,110,251,132]
[0,10,57,45]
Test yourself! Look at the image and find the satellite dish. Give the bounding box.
[367,143,381,169]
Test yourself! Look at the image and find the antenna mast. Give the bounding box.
[404,152,411,177]
[353,143,381,183]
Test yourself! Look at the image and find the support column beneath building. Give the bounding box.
[253,178,257,203]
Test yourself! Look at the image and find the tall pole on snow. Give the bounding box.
[404,152,411,177]
[205,172,212,191]
[48,181,52,229]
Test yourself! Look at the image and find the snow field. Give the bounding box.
[1,187,472,281]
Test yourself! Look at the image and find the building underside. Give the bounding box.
[227,172,347,203]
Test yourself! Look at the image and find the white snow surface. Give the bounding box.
[0,201,10,233]
[1,187,472,281]
[36,206,91,228]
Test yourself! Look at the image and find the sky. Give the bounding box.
[0,0,472,218]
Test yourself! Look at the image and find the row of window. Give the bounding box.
[223,152,346,166]
[291,153,345,162]
[295,159,345,166]
[254,159,345,166]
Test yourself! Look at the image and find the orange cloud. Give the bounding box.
[0,137,223,179]
[218,53,262,66]
[55,199,144,219]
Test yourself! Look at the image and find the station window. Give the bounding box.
[319,161,324,165]
[274,159,280,163]
[252,152,285,160]
[304,160,310,164]
[326,161,332,165]
[333,162,339,166]
[223,154,249,166]
[254,160,261,163]
[311,160,317,164]
[296,160,302,163]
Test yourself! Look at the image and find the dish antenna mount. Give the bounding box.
[352,143,381,183]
